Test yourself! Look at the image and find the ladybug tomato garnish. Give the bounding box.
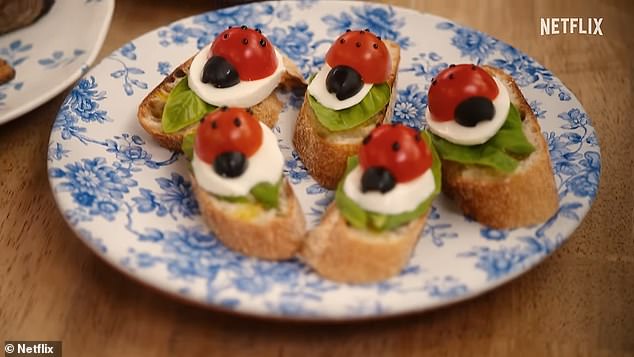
[195,107,262,165]
[209,26,277,81]
[325,29,391,84]
[359,124,432,185]
[428,64,499,122]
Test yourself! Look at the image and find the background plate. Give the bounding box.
[0,0,114,124]
[47,0,600,320]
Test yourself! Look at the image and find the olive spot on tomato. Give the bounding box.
[259,39,266,47]
[362,134,372,145]
[355,42,361,47]
[255,28,262,33]
[242,38,248,45]
[392,141,400,151]
[241,25,248,30]
[448,73,454,79]
[211,121,217,129]
[339,39,345,44]
[471,64,477,70]
[364,28,370,32]
[223,33,229,39]
[449,64,455,68]
[233,118,241,127]
[373,43,378,49]
[360,30,365,34]
[377,36,381,40]
[346,29,351,32]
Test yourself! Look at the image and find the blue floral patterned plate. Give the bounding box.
[0,0,114,124]
[47,1,600,320]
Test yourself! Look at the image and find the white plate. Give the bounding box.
[47,1,601,320]
[0,0,114,124]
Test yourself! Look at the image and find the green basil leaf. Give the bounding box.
[429,104,535,173]
[249,181,281,210]
[335,132,441,232]
[181,132,195,161]
[308,83,391,132]
[161,76,217,133]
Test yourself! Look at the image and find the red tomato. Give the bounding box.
[359,124,432,183]
[427,64,499,122]
[325,29,391,84]
[210,26,278,81]
[195,107,263,164]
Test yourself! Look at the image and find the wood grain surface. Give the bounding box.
[1,0,632,356]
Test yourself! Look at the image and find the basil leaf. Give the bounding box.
[308,83,391,132]
[161,76,217,133]
[250,181,281,210]
[181,132,195,161]
[335,132,442,232]
[429,104,535,173]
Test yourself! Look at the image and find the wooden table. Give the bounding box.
[1,0,632,355]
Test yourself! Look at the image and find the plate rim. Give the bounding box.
[0,0,115,125]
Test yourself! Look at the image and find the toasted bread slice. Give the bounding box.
[138,53,305,152]
[439,66,558,228]
[192,178,306,260]
[300,204,428,283]
[0,59,15,85]
[292,40,401,189]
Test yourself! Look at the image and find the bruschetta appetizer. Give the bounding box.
[293,29,401,189]
[425,64,558,228]
[185,107,306,260]
[301,124,441,283]
[139,25,305,151]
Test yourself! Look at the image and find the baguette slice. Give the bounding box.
[301,204,428,283]
[138,52,305,152]
[439,66,558,228]
[192,177,306,260]
[292,40,401,189]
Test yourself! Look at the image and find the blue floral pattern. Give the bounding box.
[38,49,86,69]
[47,1,600,319]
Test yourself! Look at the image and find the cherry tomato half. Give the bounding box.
[210,26,277,81]
[427,64,499,122]
[359,124,432,183]
[195,107,263,164]
[325,30,391,84]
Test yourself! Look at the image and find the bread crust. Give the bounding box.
[292,40,401,189]
[192,178,306,260]
[138,51,305,152]
[440,66,558,228]
[300,204,428,283]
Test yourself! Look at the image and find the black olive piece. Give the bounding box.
[241,25,248,29]
[213,151,247,178]
[364,28,370,32]
[339,39,345,44]
[454,96,495,127]
[228,26,233,29]
[377,36,381,40]
[325,65,364,101]
[260,39,266,47]
[202,56,240,88]
[449,64,455,68]
[360,30,365,34]
[361,167,396,194]
[373,43,378,49]
[392,141,400,151]
[255,28,262,33]
[346,29,351,32]
[233,118,241,127]
[223,33,229,39]
[242,38,248,45]
[355,42,361,47]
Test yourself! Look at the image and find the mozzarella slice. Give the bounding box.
[307,64,373,110]
[191,122,283,197]
[426,77,510,146]
[343,166,436,215]
[188,43,286,108]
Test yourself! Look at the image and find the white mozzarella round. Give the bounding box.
[425,77,510,146]
[188,43,285,108]
[307,64,373,111]
[343,165,436,215]
[191,122,283,197]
